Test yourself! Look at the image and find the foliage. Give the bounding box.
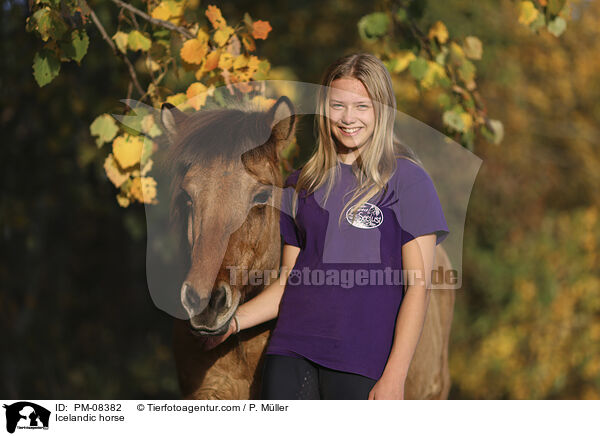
[25,0,274,207]
[355,0,570,150]
[452,206,600,399]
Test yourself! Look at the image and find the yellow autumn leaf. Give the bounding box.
[186,82,208,110]
[165,92,187,107]
[145,57,160,72]
[112,133,144,169]
[218,52,233,70]
[241,34,256,52]
[204,49,220,71]
[428,20,448,44]
[141,158,153,176]
[247,55,260,73]
[104,153,129,188]
[233,54,249,70]
[112,31,128,54]
[460,112,473,130]
[518,1,539,26]
[205,4,226,30]
[251,95,276,110]
[180,38,208,64]
[130,176,158,204]
[449,41,465,64]
[214,25,234,47]
[392,50,416,73]
[196,28,210,45]
[420,61,447,89]
[151,2,170,20]
[116,191,131,208]
[151,1,183,23]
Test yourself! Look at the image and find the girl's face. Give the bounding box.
[327,77,376,152]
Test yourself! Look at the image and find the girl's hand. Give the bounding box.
[368,375,405,400]
[197,319,237,351]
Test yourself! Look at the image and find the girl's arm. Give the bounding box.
[235,243,301,331]
[380,233,437,383]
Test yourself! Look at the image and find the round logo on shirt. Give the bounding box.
[345,202,383,229]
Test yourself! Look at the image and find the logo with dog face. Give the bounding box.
[345,202,383,229]
[3,402,50,434]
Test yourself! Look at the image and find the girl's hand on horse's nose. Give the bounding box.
[199,321,236,351]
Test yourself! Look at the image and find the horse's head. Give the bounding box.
[159,96,297,336]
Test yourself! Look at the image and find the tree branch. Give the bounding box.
[82,0,145,97]
[109,0,195,39]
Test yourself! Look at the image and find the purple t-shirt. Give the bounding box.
[265,157,449,380]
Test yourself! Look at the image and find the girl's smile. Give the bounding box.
[328,77,376,151]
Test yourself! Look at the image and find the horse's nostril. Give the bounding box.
[183,284,201,313]
[210,286,226,309]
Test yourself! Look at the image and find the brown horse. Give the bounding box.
[159,96,456,399]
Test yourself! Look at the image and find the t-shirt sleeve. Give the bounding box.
[395,173,450,247]
[279,173,301,248]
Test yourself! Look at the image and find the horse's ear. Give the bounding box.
[267,96,297,143]
[161,103,188,144]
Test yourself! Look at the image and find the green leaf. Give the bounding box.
[253,59,270,80]
[90,114,119,148]
[36,0,61,6]
[60,29,89,64]
[547,17,566,37]
[530,12,546,32]
[357,12,390,42]
[437,93,451,109]
[458,59,476,84]
[213,88,226,107]
[442,109,465,132]
[408,57,428,80]
[128,30,152,52]
[140,138,154,167]
[243,12,253,29]
[32,49,61,87]
[395,8,407,22]
[547,0,566,15]
[32,7,68,41]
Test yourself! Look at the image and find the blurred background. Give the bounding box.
[1,0,599,399]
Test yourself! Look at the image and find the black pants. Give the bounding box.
[260,354,377,400]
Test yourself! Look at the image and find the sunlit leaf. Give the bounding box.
[60,29,89,64]
[357,12,390,42]
[518,1,539,26]
[180,38,208,64]
[112,133,144,169]
[252,20,272,40]
[213,25,234,47]
[128,30,152,52]
[547,17,566,37]
[463,36,482,60]
[205,4,226,30]
[104,153,129,188]
[32,48,60,87]
[428,21,449,44]
[112,31,128,54]
[90,114,119,147]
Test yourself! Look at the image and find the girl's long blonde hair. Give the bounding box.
[292,52,423,227]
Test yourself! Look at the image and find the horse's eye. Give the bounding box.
[253,190,271,205]
[180,190,192,208]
